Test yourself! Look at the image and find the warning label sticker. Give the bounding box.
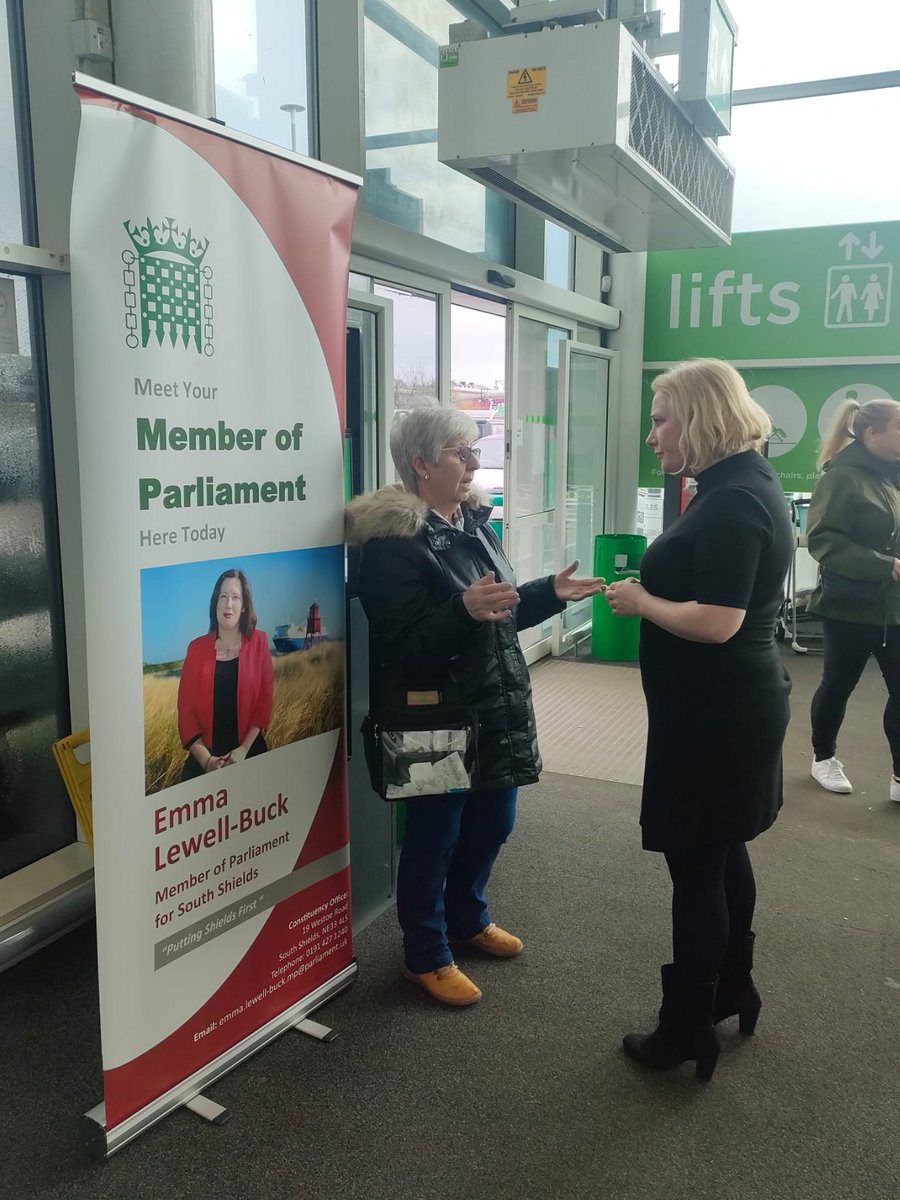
[507,67,547,101]
[513,97,539,114]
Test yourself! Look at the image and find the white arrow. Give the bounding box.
[839,233,861,260]
[861,232,884,260]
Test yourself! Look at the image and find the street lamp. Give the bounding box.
[279,103,306,153]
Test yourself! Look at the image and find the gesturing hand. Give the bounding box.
[604,577,647,617]
[553,560,607,602]
[462,572,520,622]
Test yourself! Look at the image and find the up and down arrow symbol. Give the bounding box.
[861,232,884,260]
[838,231,885,261]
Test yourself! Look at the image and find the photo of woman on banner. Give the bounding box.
[177,568,274,780]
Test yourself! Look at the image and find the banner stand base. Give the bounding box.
[82,960,357,1159]
[295,1017,337,1042]
[184,1094,231,1126]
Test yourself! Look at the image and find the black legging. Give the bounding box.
[811,618,900,774]
[663,842,756,982]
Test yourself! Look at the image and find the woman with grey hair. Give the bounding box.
[346,405,604,1006]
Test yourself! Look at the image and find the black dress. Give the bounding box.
[638,450,793,851]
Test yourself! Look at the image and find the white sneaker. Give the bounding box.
[810,757,853,794]
[890,777,900,804]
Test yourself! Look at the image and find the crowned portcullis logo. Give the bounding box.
[122,217,213,355]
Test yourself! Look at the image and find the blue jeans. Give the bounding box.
[397,787,517,974]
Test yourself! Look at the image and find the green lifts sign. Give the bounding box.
[640,222,900,487]
[645,222,899,362]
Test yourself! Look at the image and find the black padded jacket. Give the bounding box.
[345,485,565,791]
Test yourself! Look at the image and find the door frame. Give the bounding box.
[347,289,394,487]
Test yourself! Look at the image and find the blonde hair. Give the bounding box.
[651,358,771,474]
[817,396,900,468]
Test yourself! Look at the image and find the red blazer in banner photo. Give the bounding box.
[177,630,274,751]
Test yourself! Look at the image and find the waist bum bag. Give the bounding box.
[819,519,900,608]
[819,567,886,608]
[362,704,479,802]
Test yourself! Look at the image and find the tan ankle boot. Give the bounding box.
[402,962,482,1006]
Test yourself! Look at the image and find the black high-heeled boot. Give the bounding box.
[713,932,762,1034]
[623,964,721,1082]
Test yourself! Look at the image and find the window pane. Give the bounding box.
[1,1,25,242]
[729,89,900,231]
[363,2,514,260]
[544,222,572,289]
[727,1,900,90]
[213,0,311,155]
[451,297,506,530]
[662,2,899,90]
[450,299,506,424]
[0,274,72,876]
[375,281,438,408]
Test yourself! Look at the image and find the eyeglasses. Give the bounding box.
[440,445,481,464]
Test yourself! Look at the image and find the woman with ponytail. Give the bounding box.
[807,396,900,797]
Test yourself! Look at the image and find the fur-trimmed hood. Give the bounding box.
[345,484,489,545]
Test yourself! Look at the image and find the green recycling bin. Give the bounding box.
[488,494,503,543]
[591,533,647,662]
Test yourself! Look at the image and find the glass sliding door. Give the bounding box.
[507,309,575,658]
[554,343,614,650]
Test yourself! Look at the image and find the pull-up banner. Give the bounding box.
[70,76,359,1153]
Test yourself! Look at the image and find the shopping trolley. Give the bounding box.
[778,499,823,654]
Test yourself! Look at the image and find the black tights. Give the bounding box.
[663,842,756,982]
[811,618,900,773]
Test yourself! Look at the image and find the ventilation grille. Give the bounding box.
[628,54,733,234]
[469,167,629,253]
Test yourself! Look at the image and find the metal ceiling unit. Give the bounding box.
[438,19,734,253]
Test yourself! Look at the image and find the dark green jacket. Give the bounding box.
[806,439,900,626]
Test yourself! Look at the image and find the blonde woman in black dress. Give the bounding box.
[606,359,793,1081]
